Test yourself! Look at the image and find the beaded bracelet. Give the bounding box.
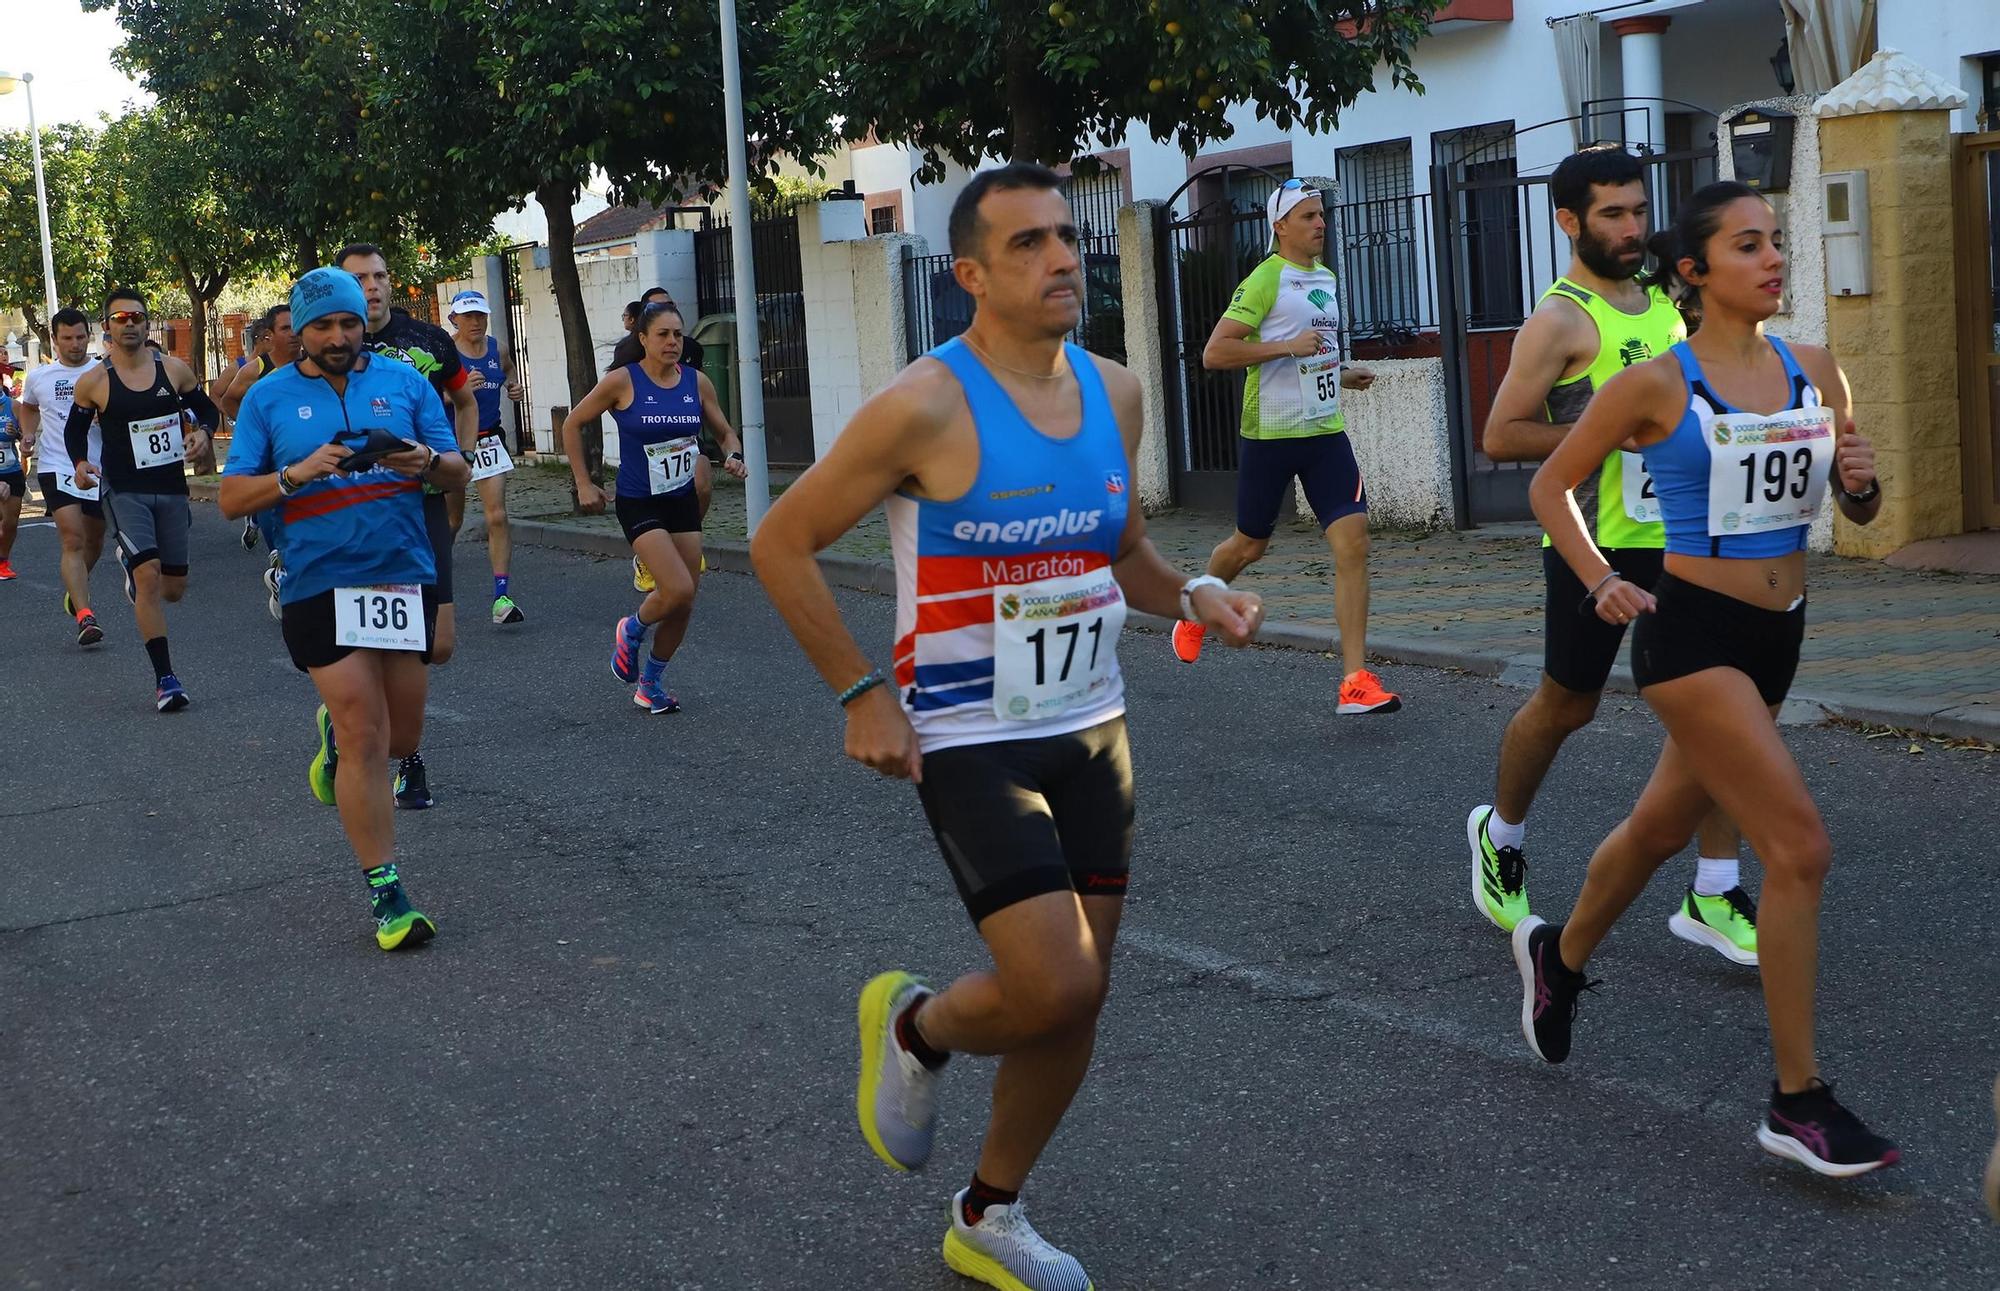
[838,669,885,707]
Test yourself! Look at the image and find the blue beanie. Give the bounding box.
[290,267,368,331]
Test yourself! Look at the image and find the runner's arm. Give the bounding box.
[218,360,259,419]
[499,346,524,402]
[217,389,278,519]
[410,370,473,491]
[1483,302,1590,463]
[558,371,630,496]
[1098,362,1260,642]
[64,369,107,478]
[694,371,746,469]
[169,359,221,433]
[751,369,947,695]
[1201,318,1317,371]
[16,389,38,451]
[1794,344,1880,526]
[1529,358,1676,618]
[447,381,479,453]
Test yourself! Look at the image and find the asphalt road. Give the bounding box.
[4,508,1998,1290]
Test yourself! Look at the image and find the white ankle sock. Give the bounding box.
[1694,856,1740,896]
[1485,810,1525,851]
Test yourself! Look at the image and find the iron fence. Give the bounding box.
[902,235,1124,366]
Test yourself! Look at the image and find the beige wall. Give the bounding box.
[1818,108,1964,557]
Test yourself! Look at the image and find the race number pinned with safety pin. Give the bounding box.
[129,412,185,470]
[644,435,699,495]
[470,432,515,481]
[991,566,1127,721]
[334,584,427,651]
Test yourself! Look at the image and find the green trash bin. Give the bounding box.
[690,314,738,429]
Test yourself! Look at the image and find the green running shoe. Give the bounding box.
[1467,804,1529,931]
[1668,885,1759,966]
[491,594,524,625]
[368,867,435,951]
[308,704,338,806]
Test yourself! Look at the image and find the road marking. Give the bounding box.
[1120,926,1748,1129]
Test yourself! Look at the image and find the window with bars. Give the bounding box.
[1335,140,1419,338]
[1434,121,1524,328]
[870,206,898,234]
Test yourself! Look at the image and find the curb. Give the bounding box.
[206,498,1996,743]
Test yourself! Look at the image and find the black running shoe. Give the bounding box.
[1512,916,1594,1064]
[394,753,434,809]
[76,612,104,647]
[1757,1079,1900,1178]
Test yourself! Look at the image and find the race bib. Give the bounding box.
[0,440,16,473]
[470,432,514,481]
[1705,407,1834,538]
[644,436,699,496]
[1296,347,1341,419]
[1619,451,1661,524]
[56,470,99,501]
[333,584,427,651]
[991,566,1127,722]
[129,412,185,470]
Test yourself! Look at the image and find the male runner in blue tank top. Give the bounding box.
[447,289,527,626]
[755,164,1264,1291]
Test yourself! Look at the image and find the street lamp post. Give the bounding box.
[0,71,59,338]
[718,0,771,533]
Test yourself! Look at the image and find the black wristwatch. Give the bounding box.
[1840,478,1880,505]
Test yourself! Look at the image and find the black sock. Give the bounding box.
[963,1174,1019,1226]
[145,636,173,681]
[895,1000,949,1071]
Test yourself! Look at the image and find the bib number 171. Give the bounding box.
[1024,618,1106,687]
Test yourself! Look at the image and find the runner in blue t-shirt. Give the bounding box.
[220,267,471,952]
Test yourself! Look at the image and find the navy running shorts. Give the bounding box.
[1542,545,1664,694]
[1236,432,1366,539]
[423,490,454,605]
[616,489,702,544]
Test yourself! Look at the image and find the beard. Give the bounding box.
[312,346,357,375]
[1577,226,1644,280]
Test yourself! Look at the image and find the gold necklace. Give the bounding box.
[962,334,1068,382]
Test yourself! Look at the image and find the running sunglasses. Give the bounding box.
[1277,177,1321,197]
[108,309,149,325]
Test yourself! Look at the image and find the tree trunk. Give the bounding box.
[539,178,604,502]
[22,303,47,362]
[175,254,208,381]
[1004,37,1058,164]
[294,228,320,278]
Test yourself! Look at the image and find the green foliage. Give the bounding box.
[752,174,837,218]
[0,122,116,329]
[775,0,1446,177]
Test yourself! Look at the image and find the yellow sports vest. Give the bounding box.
[1538,277,1686,550]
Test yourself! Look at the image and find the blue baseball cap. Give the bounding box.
[290,267,368,331]
[449,290,491,315]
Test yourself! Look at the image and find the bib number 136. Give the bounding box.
[333,583,427,651]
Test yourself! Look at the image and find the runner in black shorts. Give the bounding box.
[220,266,471,952]
[1468,145,1754,967]
[20,309,108,645]
[564,300,748,715]
[68,287,220,712]
[753,164,1263,1291]
[338,243,479,809]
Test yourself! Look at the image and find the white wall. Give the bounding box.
[798,201,922,458]
[1337,359,1453,530]
[1879,0,2000,133]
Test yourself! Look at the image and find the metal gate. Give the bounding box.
[1155,164,1290,511]
[695,209,814,466]
[1434,108,1716,525]
[498,242,535,455]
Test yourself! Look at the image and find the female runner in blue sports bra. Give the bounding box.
[1521,181,1896,1178]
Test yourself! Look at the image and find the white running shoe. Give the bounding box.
[942,1189,1094,1291]
[262,561,284,622]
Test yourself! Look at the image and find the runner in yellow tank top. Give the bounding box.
[1467,145,1756,966]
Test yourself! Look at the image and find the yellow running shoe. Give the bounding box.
[856,970,939,1171]
[632,555,654,592]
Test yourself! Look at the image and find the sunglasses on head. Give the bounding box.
[1278,177,1322,198]
[108,310,148,325]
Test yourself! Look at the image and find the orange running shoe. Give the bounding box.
[0,559,15,581]
[1171,619,1206,663]
[1338,668,1402,715]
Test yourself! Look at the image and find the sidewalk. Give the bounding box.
[220,460,2000,739]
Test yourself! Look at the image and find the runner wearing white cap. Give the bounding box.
[1173,177,1398,715]
[448,289,527,625]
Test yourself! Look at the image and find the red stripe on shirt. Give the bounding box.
[281,478,419,522]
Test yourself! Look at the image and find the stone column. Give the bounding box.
[1118,200,1172,512]
[1609,16,1669,154]
[1815,50,1969,557]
